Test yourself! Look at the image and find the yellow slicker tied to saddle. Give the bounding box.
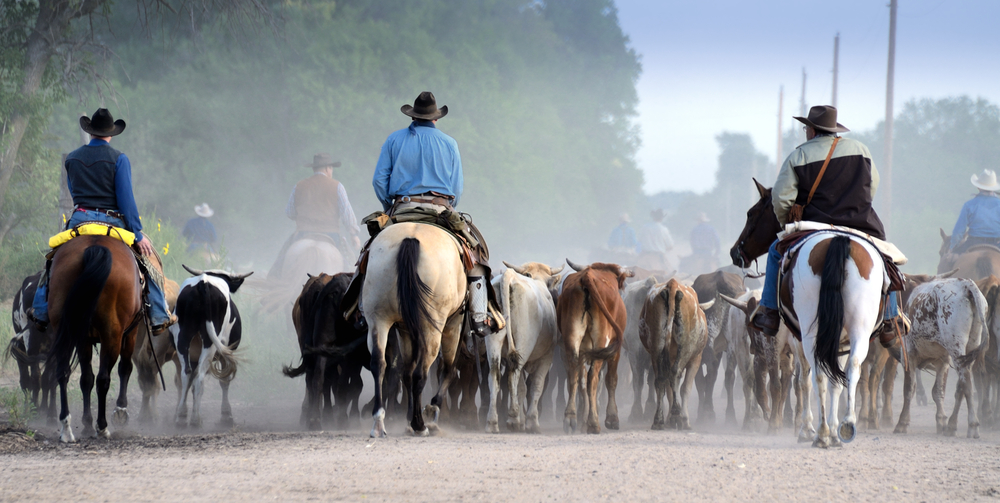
[48,223,136,249]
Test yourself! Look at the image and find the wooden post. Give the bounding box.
[777,86,784,177]
[884,0,897,233]
[800,68,808,117]
[832,33,840,108]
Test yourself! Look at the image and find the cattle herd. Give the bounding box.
[6,246,1000,447]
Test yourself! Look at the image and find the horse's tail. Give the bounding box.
[200,281,239,382]
[47,245,113,378]
[814,235,850,386]
[396,238,434,359]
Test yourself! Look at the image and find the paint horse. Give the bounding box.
[730,179,886,448]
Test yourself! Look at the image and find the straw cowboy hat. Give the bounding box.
[696,212,710,223]
[401,91,448,121]
[194,203,214,218]
[972,169,1000,192]
[793,105,849,134]
[80,108,126,137]
[304,153,342,169]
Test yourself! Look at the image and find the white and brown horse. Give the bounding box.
[730,180,885,447]
[366,223,468,437]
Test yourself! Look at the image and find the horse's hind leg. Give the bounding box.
[79,343,97,438]
[219,378,234,428]
[369,321,391,438]
[113,329,136,428]
[95,342,122,438]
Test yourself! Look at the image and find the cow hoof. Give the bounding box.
[526,422,542,434]
[97,427,110,439]
[605,417,620,430]
[837,422,856,443]
[405,426,430,437]
[82,425,96,438]
[563,416,577,434]
[422,405,440,424]
[59,415,76,444]
[218,416,235,429]
[651,422,666,431]
[943,429,956,437]
[190,418,203,429]
[893,424,907,434]
[486,421,500,434]
[112,407,129,427]
[586,423,601,435]
[969,427,980,439]
[797,431,813,443]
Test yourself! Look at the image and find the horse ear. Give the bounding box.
[939,228,949,242]
[566,259,586,272]
[753,178,768,198]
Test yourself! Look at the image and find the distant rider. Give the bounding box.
[29,108,174,333]
[752,105,901,340]
[636,209,673,270]
[949,169,1000,253]
[182,203,218,253]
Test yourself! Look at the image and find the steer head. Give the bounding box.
[901,269,958,305]
[182,264,254,293]
[502,260,565,290]
[566,258,634,291]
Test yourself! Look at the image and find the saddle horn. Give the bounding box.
[566,259,587,272]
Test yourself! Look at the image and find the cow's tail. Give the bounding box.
[956,282,990,369]
[814,235,850,386]
[201,281,239,382]
[579,270,624,361]
[501,270,518,360]
[47,245,113,380]
[396,238,434,363]
[283,280,325,379]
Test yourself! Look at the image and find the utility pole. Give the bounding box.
[800,68,808,117]
[777,86,784,177]
[832,33,840,107]
[884,0,897,233]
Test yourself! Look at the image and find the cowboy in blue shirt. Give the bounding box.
[950,169,1000,253]
[183,203,218,253]
[29,109,174,333]
[371,91,498,335]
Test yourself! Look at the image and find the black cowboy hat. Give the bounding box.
[401,91,448,121]
[80,108,126,137]
[794,105,849,133]
[304,153,342,169]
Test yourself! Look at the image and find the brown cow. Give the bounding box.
[133,278,181,425]
[641,278,710,430]
[557,260,631,434]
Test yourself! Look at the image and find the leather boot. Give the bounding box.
[876,314,910,348]
[750,305,780,337]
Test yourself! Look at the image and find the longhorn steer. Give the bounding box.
[172,265,252,428]
[486,263,560,433]
[641,278,711,430]
[557,260,631,434]
[691,270,745,424]
[894,277,987,438]
[622,276,662,423]
[975,275,1000,427]
[5,272,57,422]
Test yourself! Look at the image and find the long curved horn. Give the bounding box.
[233,271,254,280]
[935,268,959,280]
[719,294,748,313]
[548,264,565,275]
[182,264,204,276]
[699,299,716,311]
[502,261,526,274]
[566,259,587,272]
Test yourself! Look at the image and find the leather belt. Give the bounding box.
[396,192,454,208]
[75,206,125,220]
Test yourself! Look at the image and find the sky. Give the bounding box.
[614,0,1000,194]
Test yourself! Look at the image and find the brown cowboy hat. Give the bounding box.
[794,105,849,133]
[80,108,126,137]
[304,153,342,169]
[401,91,448,121]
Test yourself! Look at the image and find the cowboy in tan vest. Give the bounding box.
[268,153,360,280]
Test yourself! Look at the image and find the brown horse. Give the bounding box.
[937,229,1000,280]
[46,235,143,442]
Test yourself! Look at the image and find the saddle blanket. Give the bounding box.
[48,222,136,249]
[779,221,907,265]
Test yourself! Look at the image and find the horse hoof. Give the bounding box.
[893,424,907,434]
[112,407,129,427]
[218,416,235,429]
[97,427,110,439]
[486,421,500,434]
[837,422,856,443]
[797,432,813,443]
[605,417,620,430]
[406,426,429,437]
[59,415,76,444]
[370,409,387,438]
[651,422,666,431]
[426,423,440,436]
[82,426,96,438]
[586,423,601,435]
[812,436,830,449]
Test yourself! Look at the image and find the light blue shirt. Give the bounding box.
[373,120,463,211]
[951,192,1000,248]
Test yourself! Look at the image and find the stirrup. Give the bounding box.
[471,314,499,338]
[26,308,48,332]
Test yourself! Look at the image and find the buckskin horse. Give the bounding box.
[46,234,144,442]
[730,180,885,448]
[366,222,468,437]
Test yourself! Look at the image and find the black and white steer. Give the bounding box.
[171,265,252,428]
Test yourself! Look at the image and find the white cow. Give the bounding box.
[894,277,987,438]
[622,276,660,423]
[486,264,559,433]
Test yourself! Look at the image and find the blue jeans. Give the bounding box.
[760,237,899,319]
[32,210,171,326]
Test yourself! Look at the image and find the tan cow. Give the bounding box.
[557,260,631,434]
[133,278,181,424]
[640,278,710,430]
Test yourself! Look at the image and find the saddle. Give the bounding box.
[774,229,904,342]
